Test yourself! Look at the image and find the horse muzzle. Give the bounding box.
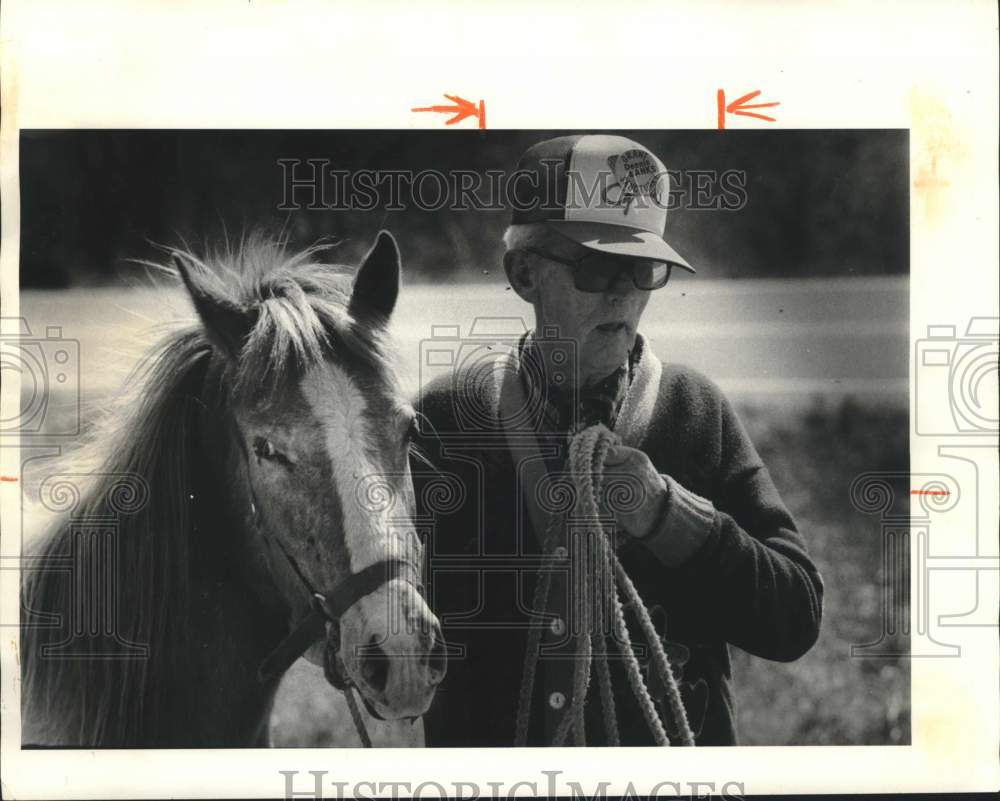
[332,579,446,720]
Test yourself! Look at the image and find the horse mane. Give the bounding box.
[21,328,211,745]
[21,231,397,745]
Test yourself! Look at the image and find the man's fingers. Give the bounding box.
[602,445,633,466]
[601,445,625,465]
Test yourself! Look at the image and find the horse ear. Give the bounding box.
[348,230,400,327]
[174,255,256,358]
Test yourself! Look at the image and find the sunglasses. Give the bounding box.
[523,247,673,292]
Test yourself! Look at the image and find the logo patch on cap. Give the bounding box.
[530,134,695,272]
[603,149,666,214]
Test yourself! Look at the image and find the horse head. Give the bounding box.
[176,230,446,721]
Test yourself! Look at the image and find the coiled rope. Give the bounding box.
[514,424,695,747]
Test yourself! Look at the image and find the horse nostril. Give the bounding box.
[427,623,447,682]
[359,635,389,694]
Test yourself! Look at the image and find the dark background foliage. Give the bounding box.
[20,130,907,287]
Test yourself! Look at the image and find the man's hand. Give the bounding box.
[600,444,669,539]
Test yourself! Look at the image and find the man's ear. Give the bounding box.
[175,255,256,358]
[503,251,540,304]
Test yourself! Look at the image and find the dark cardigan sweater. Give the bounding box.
[412,340,823,747]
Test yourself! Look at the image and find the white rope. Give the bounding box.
[343,686,373,747]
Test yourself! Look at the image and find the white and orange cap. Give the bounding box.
[510,134,694,272]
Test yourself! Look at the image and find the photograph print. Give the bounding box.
[15,128,909,748]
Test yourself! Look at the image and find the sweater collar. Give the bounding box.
[516,331,644,434]
[493,330,663,449]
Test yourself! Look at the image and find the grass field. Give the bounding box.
[14,279,910,746]
[731,399,909,745]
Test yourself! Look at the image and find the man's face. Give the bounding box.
[523,236,652,388]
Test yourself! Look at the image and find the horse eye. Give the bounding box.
[252,437,275,460]
[252,436,293,468]
[405,415,422,442]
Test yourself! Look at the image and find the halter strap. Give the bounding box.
[319,558,423,619]
[257,558,423,684]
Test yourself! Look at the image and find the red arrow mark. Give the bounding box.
[717,89,780,129]
[412,94,486,129]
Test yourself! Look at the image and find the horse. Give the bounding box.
[20,230,447,747]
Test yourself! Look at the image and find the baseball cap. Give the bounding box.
[510,134,694,273]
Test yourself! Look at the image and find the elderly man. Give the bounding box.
[413,135,823,746]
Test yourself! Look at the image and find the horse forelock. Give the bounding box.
[169,233,400,410]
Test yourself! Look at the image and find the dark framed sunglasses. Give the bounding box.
[524,247,673,292]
